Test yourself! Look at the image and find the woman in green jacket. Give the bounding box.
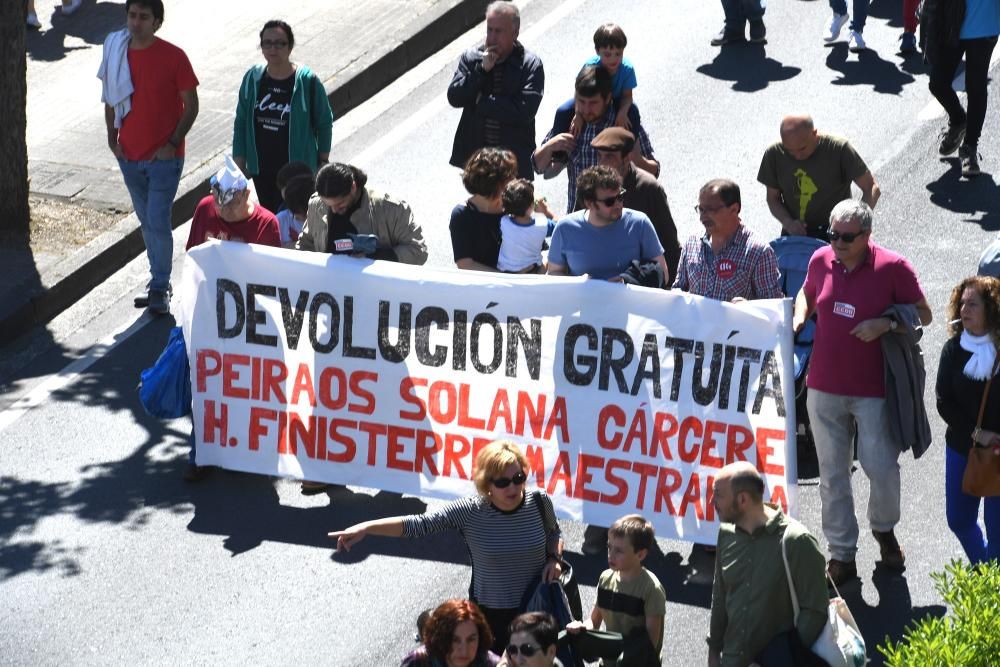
[233,20,334,213]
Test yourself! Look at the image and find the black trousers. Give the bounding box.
[928,35,999,148]
[477,605,519,654]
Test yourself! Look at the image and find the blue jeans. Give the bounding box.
[829,0,869,33]
[117,157,184,292]
[946,446,1000,564]
[721,0,766,35]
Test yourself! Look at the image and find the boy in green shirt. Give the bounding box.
[568,514,666,665]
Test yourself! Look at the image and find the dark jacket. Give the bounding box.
[936,334,1000,456]
[881,304,932,458]
[447,42,544,180]
[920,0,966,62]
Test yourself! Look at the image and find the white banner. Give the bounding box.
[179,241,797,545]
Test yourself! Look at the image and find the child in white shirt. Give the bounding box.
[497,179,555,273]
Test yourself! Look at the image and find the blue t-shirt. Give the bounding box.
[961,0,1000,39]
[584,55,637,99]
[548,208,663,279]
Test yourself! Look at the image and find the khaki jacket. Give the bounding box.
[296,188,428,265]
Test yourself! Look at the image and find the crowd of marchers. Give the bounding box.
[96,0,1000,665]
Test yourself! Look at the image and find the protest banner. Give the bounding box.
[178,241,796,544]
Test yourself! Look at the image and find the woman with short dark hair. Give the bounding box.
[450,148,519,271]
[500,612,561,667]
[233,19,334,212]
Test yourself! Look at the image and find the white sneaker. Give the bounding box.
[848,30,867,52]
[26,12,42,28]
[824,13,850,42]
[62,0,83,15]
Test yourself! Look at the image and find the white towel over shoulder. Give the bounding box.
[97,28,133,128]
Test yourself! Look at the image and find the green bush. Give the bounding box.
[879,559,1000,667]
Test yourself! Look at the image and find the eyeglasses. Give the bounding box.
[506,643,542,657]
[828,230,866,243]
[491,471,527,489]
[596,189,626,207]
[260,40,289,49]
[694,203,728,214]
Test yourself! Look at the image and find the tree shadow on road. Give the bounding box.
[826,44,916,95]
[26,1,124,63]
[0,316,190,580]
[926,160,1000,231]
[696,44,801,93]
[838,568,946,666]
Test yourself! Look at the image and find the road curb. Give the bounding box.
[2,0,489,346]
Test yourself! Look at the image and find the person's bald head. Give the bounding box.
[717,462,765,501]
[779,114,819,161]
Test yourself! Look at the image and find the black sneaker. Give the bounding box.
[135,284,171,308]
[147,288,170,315]
[938,122,967,156]
[960,145,982,178]
[749,20,767,44]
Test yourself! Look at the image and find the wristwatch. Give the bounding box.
[887,318,898,332]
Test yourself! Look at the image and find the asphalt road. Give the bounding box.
[2,0,998,664]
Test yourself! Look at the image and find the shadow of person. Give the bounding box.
[825,44,916,95]
[897,51,929,77]
[926,159,1000,231]
[647,548,713,608]
[838,569,946,667]
[696,44,802,94]
[26,1,126,63]
[867,0,904,27]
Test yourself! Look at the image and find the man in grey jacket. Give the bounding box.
[296,163,428,265]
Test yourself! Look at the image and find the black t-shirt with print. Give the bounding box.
[254,73,293,175]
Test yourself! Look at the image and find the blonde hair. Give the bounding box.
[473,440,530,496]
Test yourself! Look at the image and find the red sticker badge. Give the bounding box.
[716,258,736,279]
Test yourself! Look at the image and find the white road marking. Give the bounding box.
[0,316,152,433]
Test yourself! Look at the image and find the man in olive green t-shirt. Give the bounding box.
[757,114,880,240]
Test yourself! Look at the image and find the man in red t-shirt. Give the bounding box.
[792,199,932,587]
[102,0,199,315]
[187,157,281,251]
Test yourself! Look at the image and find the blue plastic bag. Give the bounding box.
[139,326,192,419]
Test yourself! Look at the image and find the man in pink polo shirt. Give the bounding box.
[792,199,932,586]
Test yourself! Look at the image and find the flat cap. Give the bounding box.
[591,127,635,153]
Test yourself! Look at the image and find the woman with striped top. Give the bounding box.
[329,440,563,652]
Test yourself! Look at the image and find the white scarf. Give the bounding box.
[960,331,998,380]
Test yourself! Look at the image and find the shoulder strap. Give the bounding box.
[779,529,801,623]
[532,490,556,532]
[975,355,1000,433]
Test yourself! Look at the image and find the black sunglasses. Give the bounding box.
[491,471,527,489]
[828,230,866,243]
[596,189,626,207]
[507,643,542,657]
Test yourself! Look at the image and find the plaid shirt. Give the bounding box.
[673,225,783,301]
[541,105,655,212]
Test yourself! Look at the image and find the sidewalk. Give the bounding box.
[2,0,488,344]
